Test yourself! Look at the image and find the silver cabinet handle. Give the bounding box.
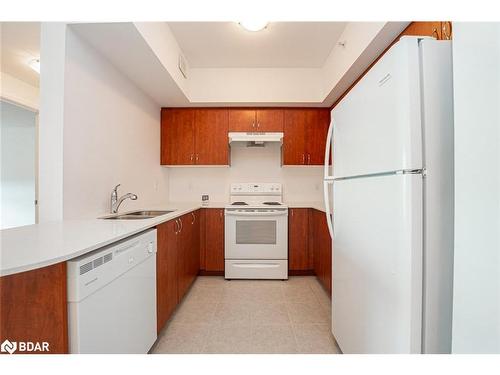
[191,212,196,224]
[179,218,183,233]
[302,154,305,164]
[190,154,194,162]
[307,153,311,164]
[174,219,179,234]
[196,154,199,162]
[257,122,260,128]
[252,122,255,128]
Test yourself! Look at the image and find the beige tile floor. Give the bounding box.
[151,276,341,354]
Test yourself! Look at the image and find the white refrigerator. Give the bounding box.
[323,37,454,354]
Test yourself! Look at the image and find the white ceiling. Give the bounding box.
[168,22,347,68]
[0,22,40,87]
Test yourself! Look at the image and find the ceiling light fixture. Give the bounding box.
[28,58,40,74]
[239,21,268,32]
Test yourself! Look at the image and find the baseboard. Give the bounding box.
[198,270,224,276]
[198,269,317,277]
[288,269,316,276]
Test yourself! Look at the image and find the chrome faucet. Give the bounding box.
[110,184,138,214]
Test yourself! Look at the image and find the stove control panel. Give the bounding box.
[230,183,282,195]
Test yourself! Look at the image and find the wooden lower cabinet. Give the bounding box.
[157,210,201,333]
[310,209,332,295]
[156,219,179,333]
[287,208,332,295]
[288,208,312,272]
[177,211,200,300]
[0,263,68,354]
[200,208,225,273]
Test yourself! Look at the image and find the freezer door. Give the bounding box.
[332,37,423,178]
[332,173,423,353]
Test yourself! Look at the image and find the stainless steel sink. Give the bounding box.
[101,210,175,220]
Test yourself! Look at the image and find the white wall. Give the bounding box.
[188,68,323,105]
[0,101,36,229]
[451,23,500,353]
[38,22,66,222]
[62,27,169,219]
[168,142,323,203]
[134,22,190,97]
[0,72,39,111]
[73,22,408,107]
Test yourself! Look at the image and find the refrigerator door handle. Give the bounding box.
[324,180,334,239]
[324,118,335,180]
[323,117,335,240]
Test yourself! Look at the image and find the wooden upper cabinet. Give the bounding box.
[161,108,229,166]
[228,109,284,132]
[306,109,330,165]
[283,109,330,166]
[283,110,308,165]
[403,21,443,40]
[161,107,328,166]
[228,109,256,132]
[256,109,284,132]
[195,109,229,165]
[161,109,195,165]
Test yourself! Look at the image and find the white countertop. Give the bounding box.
[0,201,323,277]
[286,201,326,212]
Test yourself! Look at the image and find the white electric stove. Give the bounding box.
[224,183,288,280]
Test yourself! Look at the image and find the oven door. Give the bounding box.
[224,209,288,260]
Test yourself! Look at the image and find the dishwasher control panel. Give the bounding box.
[66,229,157,302]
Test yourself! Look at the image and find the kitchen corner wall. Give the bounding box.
[168,142,323,203]
[61,27,169,219]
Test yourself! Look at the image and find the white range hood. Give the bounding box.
[228,132,283,145]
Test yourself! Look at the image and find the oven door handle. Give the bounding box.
[225,210,288,217]
[232,263,281,269]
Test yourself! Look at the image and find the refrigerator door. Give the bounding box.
[332,173,423,353]
[419,39,454,353]
[332,37,424,178]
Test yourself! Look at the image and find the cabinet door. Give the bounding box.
[156,220,178,333]
[312,210,323,283]
[283,109,308,165]
[161,109,195,165]
[288,208,310,271]
[181,211,200,297]
[306,109,330,165]
[177,214,192,300]
[311,209,332,296]
[0,263,68,353]
[256,109,284,132]
[403,21,443,40]
[203,208,225,272]
[195,109,229,165]
[318,211,332,295]
[228,109,256,132]
[190,210,201,281]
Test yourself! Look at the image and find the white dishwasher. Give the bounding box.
[67,229,157,354]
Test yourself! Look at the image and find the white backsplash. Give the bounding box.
[168,142,323,203]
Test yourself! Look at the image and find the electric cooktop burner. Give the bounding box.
[263,202,281,206]
[231,202,249,206]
